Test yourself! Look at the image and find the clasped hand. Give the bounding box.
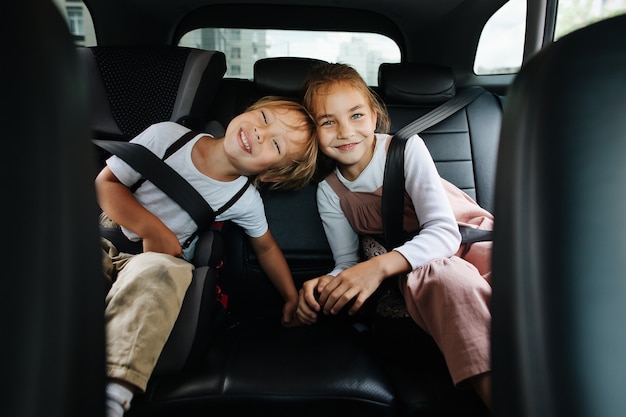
[295,261,384,325]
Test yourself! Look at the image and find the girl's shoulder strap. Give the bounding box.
[323,172,350,200]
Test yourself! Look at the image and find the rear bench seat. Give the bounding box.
[128,58,501,417]
[129,56,397,417]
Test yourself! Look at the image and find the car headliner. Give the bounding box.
[82,0,512,88]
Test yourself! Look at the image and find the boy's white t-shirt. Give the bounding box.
[106,121,268,260]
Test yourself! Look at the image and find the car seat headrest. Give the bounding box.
[254,57,327,98]
[79,46,226,139]
[378,62,455,105]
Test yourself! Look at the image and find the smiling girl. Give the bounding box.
[296,63,493,408]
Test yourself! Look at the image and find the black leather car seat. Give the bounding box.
[207,56,328,131]
[492,13,626,417]
[254,56,327,99]
[378,62,503,213]
[131,56,398,417]
[4,1,105,416]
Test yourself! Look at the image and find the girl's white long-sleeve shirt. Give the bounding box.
[317,133,461,276]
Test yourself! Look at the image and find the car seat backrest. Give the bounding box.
[253,56,328,99]
[9,1,105,415]
[207,56,327,133]
[378,62,503,213]
[492,14,626,417]
[78,46,226,144]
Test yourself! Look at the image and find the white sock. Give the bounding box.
[105,382,134,417]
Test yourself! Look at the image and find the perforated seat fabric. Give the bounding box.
[78,46,226,140]
[378,62,503,212]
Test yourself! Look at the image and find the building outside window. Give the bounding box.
[230,65,241,76]
[66,6,84,37]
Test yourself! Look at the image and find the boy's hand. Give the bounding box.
[96,166,183,257]
[281,298,303,327]
[295,275,333,325]
[142,227,182,257]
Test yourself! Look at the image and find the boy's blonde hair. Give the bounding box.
[246,96,318,190]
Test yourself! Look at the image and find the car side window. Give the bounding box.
[555,0,626,40]
[475,0,626,75]
[474,0,526,75]
[52,0,96,46]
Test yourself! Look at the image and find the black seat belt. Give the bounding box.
[382,86,493,249]
[94,131,251,248]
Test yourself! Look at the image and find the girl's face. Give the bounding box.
[223,106,308,176]
[311,81,377,179]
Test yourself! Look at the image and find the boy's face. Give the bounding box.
[223,106,309,176]
[311,82,377,177]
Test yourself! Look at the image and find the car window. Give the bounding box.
[179,29,401,86]
[52,0,96,46]
[475,0,626,75]
[555,0,626,40]
[474,0,526,75]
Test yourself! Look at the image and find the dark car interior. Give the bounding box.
[5,0,626,417]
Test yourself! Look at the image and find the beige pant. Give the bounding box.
[102,238,194,391]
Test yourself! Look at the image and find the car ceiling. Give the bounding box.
[83,0,511,86]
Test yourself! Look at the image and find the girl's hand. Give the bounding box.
[318,261,384,316]
[319,251,411,315]
[296,276,332,325]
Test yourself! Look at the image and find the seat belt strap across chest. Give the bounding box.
[382,87,492,248]
[93,130,251,233]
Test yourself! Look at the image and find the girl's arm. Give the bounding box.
[314,181,407,315]
[95,166,182,256]
[316,181,361,275]
[248,230,300,327]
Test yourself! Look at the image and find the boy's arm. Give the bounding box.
[95,166,182,256]
[248,230,300,326]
